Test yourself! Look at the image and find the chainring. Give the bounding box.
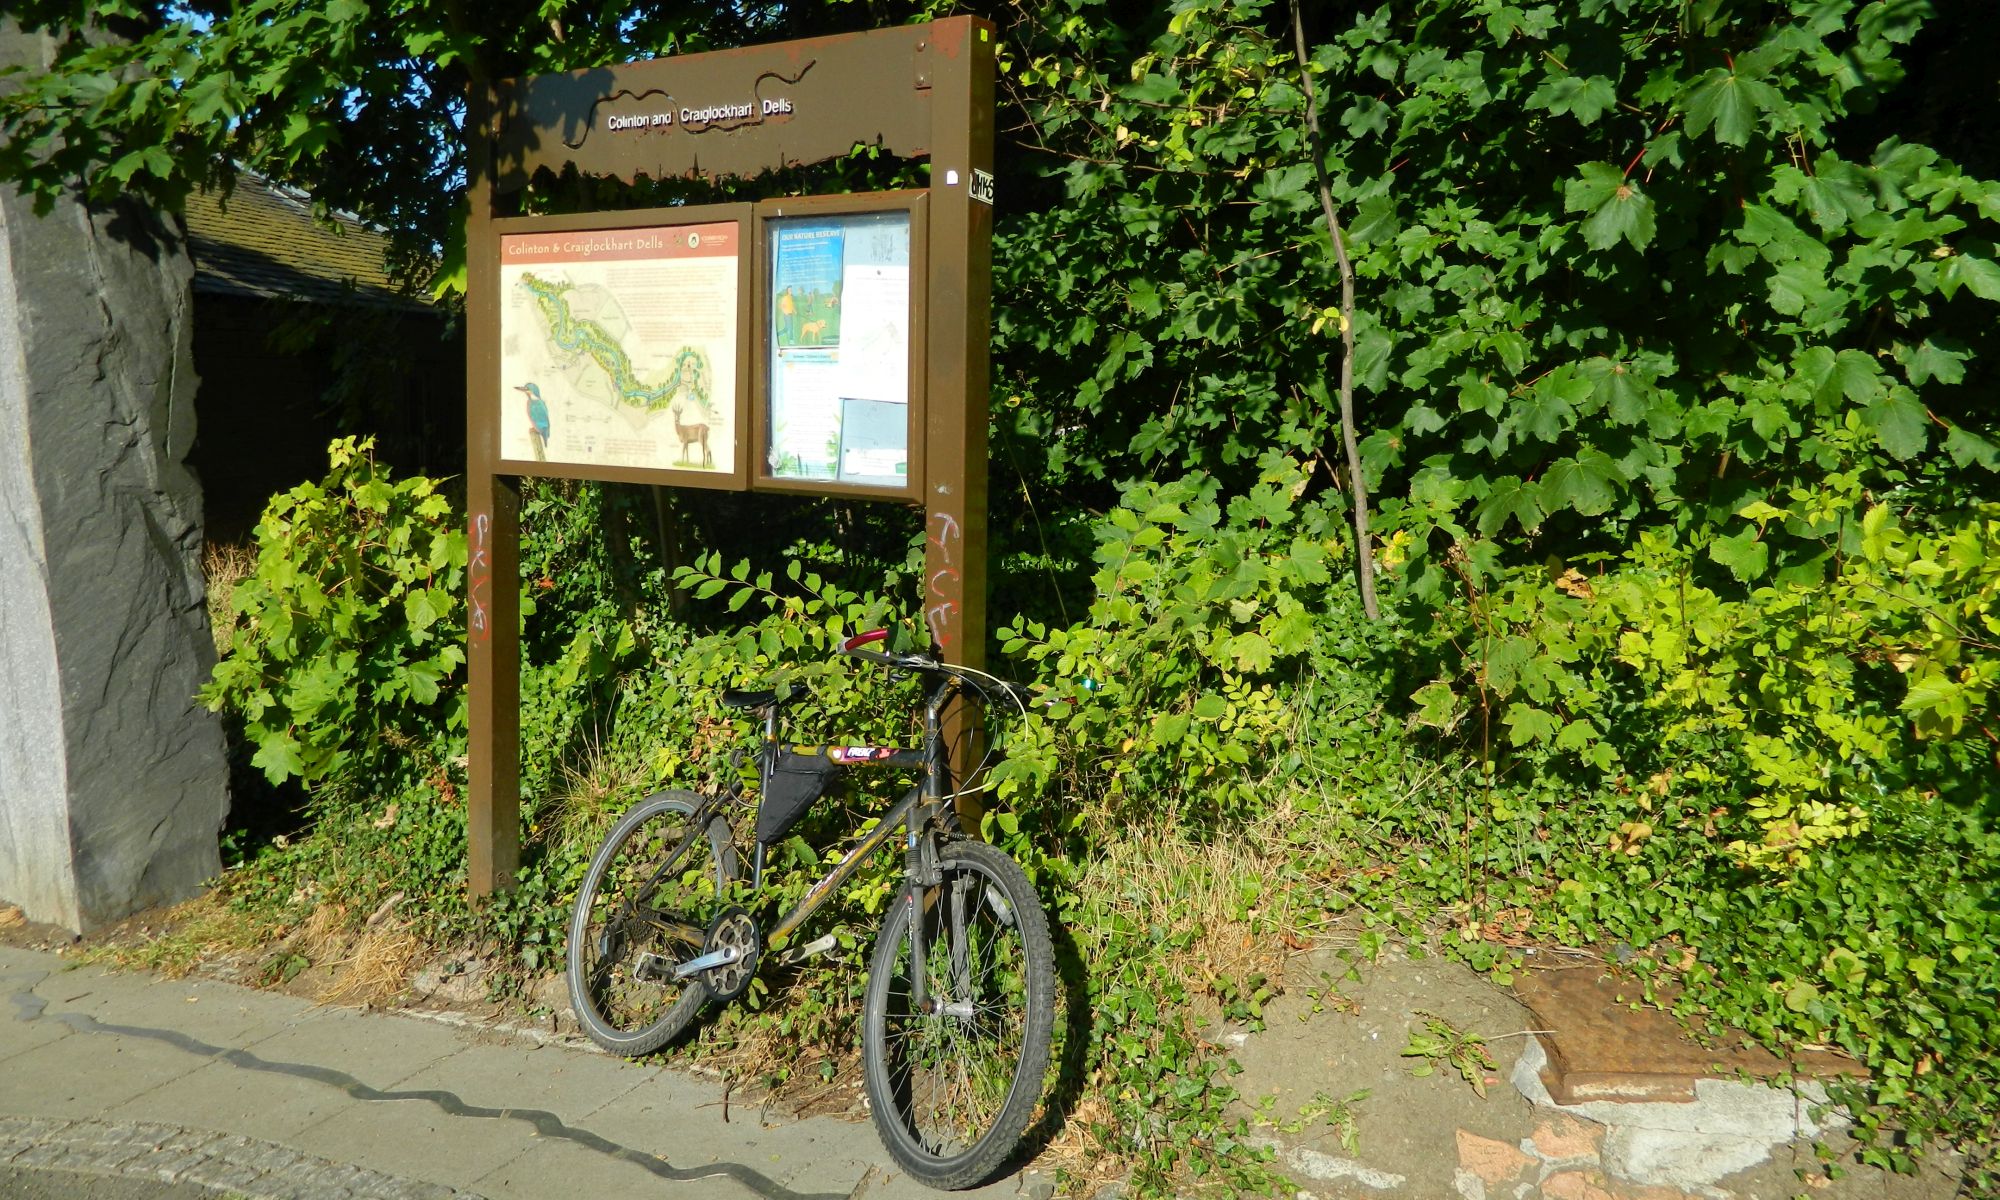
[701,905,760,1002]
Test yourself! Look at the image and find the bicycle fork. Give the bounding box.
[902,833,978,1020]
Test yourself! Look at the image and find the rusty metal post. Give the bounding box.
[920,20,996,825]
[465,86,522,897]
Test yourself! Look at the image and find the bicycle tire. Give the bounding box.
[566,790,736,1057]
[861,839,1056,1190]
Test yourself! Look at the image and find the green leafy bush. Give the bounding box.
[1368,486,2000,1179]
[202,437,466,786]
[994,456,1363,828]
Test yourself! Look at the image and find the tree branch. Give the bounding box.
[1290,0,1380,620]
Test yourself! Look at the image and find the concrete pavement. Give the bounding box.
[0,946,1046,1200]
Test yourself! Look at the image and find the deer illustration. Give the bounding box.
[672,398,713,468]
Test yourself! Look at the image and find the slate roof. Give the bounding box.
[184,172,430,312]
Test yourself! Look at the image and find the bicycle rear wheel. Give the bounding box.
[861,839,1056,1190]
[566,790,736,1057]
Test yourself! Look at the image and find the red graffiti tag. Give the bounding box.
[468,512,492,643]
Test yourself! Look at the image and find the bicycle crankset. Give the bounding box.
[697,905,760,1002]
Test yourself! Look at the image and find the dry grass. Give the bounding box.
[73,894,277,979]
[1084,819,1303,992]
[201,540,258,656]
[290,902,353,967]
[318,922,423,1008]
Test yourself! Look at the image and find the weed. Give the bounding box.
[541,737,652,857]
[1297,970,1356,1021]
[1402,1012,1500,1097]
[319,924,422,1008]
[1298,1088,1369,1154]
[257,952,309,987]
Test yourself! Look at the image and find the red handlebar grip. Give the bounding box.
[840,629,890,652]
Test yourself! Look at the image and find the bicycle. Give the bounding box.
[563,629,1057,1191]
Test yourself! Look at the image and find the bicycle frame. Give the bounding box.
[666,671,965,989]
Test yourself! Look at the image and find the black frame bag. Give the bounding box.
[756,749,846,845]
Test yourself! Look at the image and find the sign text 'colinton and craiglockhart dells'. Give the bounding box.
[605,96,794,132]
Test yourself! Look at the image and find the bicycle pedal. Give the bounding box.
[633,952,674,981]
[774,934,837,966]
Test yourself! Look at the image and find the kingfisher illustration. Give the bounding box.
[516,383,550,460]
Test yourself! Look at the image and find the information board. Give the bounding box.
[499,219,742,474]
[464,18,996,897]
[764,210,912,488]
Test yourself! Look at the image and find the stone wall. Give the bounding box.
[0,20,229,931]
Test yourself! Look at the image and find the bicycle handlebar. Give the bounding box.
[836,629,1036,710]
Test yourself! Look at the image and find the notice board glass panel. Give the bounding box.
[498,219,742,477]
[763,210,913,489]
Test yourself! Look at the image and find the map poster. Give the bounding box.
[765,211,910,487]
[499,221,739,474]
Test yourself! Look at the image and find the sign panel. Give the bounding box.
[499,220,741,474]
[488,24,942,193]
[764,210,913,488]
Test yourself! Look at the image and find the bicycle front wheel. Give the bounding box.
[566,790,736,1057]
[862,839,1056,1190]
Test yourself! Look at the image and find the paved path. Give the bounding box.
[0,946,1042,1200]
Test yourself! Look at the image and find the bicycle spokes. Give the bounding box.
[568,795,732,1053]
[877,866,1034,1161]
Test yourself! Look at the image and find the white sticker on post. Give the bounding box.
[944,169,960,185]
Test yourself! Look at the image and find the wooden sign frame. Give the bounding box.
[463,18,995,895]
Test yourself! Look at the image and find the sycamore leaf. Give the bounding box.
[1940,250,2000,302]
[403,588,443,634]
[1512,371,1587,442]
[1809,348,1884,408]
[1682,68,1777,146]
[1945,423,2000,470]
[1268,607,1315,656]
[1894,338,1970,387]
[1342,97,1392,138]
[1564,162,1655,251]
[1590,361,1651,425]
[1527,73,1617,124]
[1504,703,1561,747]
[1228,631,1274,673]
[1410,682,1459,729]
[1540,451,1622,516]
[1767,259,1828,315]
[1708,526,1769,581]
[1123,73,1179,103]
[251,732,306,784]
[1797,158,1873,232]
[1474,477,1546,536]
[1867,389,1929,459]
